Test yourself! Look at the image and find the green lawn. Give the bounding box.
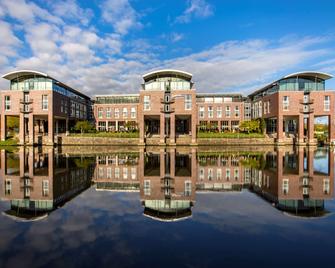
[69,132,139,138]
[197,132,265,138]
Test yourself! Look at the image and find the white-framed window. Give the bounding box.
[5,179,11,195]
[216,168,222,180]
[42,180,49,196]
[4,96,11,111]
[185,94,192,110]
[115,167,120,179]
[323,178,330,194]
[283,96,289,111]
[144,95,150,111]
[123,107,128,118]
[42,95,48,110]
[225,106,231,117]
[184,180,192,196]
[114,108,119,118]
[107,167,112,179]
[234,168,239,180]
[199,106,204,118]
[123,167,128,179]
[144,180,151,195]
[217,107,222,118]
[131,167,136,179]
[98,108,103,119]
[98,167,104,178]
[208,168,213,180]
[208,106,213,118]
[106,108,111,118]
[199,168,204,180]
[282,179,289,194]
[324,95,330,111]
[131,107,136,118]
[235,106,240,117]
[303,187,309,195]
[226,169,230,180]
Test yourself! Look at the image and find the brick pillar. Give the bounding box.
[66,117,69,135]
[160,113,165,144]
[191,115,197,144]
[48,114,54,145]
[276,115,283,143]
[307,147,314,176]
[170,114,175,144]
[19,113,25,145]
[28,113,34,145]
[170,147,175,177]
[28,147,34,178]
[1,114,6,141]
[218,121,222,132]
[160,148,165,176]
[307,114,315,144]
[298,147,304,174]
[329,115,335,144]
[19,147,25,177]
[298,114,305,144]
[139,116,145,145]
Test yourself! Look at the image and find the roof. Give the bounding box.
[248,71,334,98]
[142,69,193,82]
[2,69,90,100]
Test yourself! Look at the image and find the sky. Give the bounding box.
[1,0,335,97]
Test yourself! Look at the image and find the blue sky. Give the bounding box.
[1,0,335,96]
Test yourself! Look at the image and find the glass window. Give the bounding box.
[5,96,11,111]
[144,95,150,111]
[282,179,289,194]
[185,94,192,110]
[225,106,231,117]
[42,95,48,110]
[123,107,128,118]
[283,96,289,111]
[5,179,11,195]
[199,106,204,118]
[324,95,330,111]
[131,107,136,118]
[115,108,119,118]
[235,106,240,117]
[217,107,222,118]
[208,106,213,118]
[106,108,111,118]
[144,180,151,195]
[184,180,192,196]
[98,108,103,119]
[42,180,49,196]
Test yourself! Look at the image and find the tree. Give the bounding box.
[258,118,266,134]
[74,120,94,134]
[239,120,259,133]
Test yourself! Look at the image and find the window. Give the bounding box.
[5,179,11,195]
[199,106,205,118]
[123,167,128,179]
[144,95,150,111]
[235,106,240,117]
[115,167,120,179]
[222,121,229,131]
[226,169,231,180]
[98,121,106,131]
[225,106,231,117]
[106,108,111,118]
[234,169,239,180]
[131,107,136,118]
[323,179,330,194]
[114,108,119,118]
[131,167,136,179]
[185,94,192,110]
[42,180,49,196]
[208,168,213,180]
[98,167,104,178]
[283,96,289,111]
[208,106,213,118]
[217,107,222,118]
[216,168,222,180]
[199,168,204,180]
[42,95,48,110]
[282,179,289,194]
[5,96,11,111]
[144,180,151,195]
[107,167,112,179]
[98,108,103,119]
[324,96,330,111]
[184,180,192,196]
[123,107,128,118]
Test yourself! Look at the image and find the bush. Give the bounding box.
[74,120,95,134]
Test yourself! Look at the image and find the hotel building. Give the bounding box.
[1,69,334,145]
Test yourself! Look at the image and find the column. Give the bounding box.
[218,121,222,132]
[329,115,335,144]
[160,113,165,144]
[28,113,34,145]
[298,114,304,144]
[55,119,59,135]
[191,115,197,144]
[28,147,34,178]
[307,114,315,144]
[106,120,108,131]
[298,147,304,175]
[116,120,119,131]
[170,114,175,144]
[65,117,69,135]
[19,113,25,145]
[1,114,6,141]
[170,147,175,177]
[48,114,54,145]
[139,117,145,145]
[276,115,283,142]
[19,147,25,177]
[160,148,165,177]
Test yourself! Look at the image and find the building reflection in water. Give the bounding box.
[0,146,334,221]
[0,147,95,221]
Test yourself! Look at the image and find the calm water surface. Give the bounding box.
[0,146,334,268]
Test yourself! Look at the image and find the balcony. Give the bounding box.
[20,98,34,104]
[160,107,175,113]
[299,107,314,114]
[299,99,314,104]
[20,107,33,113]
[160,98,175,104]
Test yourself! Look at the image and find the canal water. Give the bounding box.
[0,146,334,268]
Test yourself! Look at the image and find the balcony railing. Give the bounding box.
[299,99,314,104]
[299,107,314,114]
[160,98,175,104]
[20,107,33,113]
[20,98,34,104]
[160,107,175,113]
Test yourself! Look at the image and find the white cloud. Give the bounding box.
[176,0,213,24]
[100,0,142,35]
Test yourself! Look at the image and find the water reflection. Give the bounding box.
[0,146,334,221]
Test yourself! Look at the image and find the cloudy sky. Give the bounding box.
[1,0,335,97]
